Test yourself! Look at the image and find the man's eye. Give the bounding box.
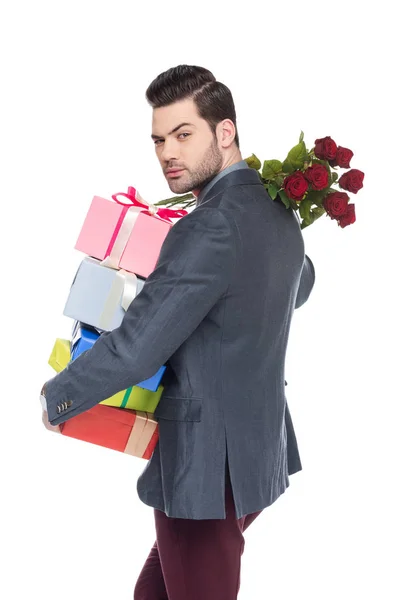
[154,133,190,146]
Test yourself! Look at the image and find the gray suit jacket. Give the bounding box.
[45,165,315,520]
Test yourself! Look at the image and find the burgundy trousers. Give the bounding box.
[133,465,263,600]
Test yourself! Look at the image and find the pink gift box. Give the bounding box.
[75,193,172,278]
[119,212,171,277]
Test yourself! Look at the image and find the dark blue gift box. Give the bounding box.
[70,321,166,392]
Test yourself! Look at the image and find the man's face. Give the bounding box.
[151,98,224,195]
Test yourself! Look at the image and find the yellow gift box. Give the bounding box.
[48,338,163,413]
[48,338,71,373]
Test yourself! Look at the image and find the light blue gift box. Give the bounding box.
[63,257,145,331]
[70,320,166,392]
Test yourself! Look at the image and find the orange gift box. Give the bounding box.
[60,404,159,460]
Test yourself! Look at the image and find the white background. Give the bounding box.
[1,1,399,599]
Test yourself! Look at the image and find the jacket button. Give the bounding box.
[57,401,73,413]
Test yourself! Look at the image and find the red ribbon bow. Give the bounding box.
[111,186,188,223]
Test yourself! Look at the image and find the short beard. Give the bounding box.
[168,136,224,195]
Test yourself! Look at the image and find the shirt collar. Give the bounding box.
[195,159,249,206]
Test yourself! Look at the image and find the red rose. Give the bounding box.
[304,164,329,190]
[329,146,354,168]
[339,169,364,194]
[323,191,349,218]
[314,136,337,161]
[338,203,356,228]
[283,171,308,200]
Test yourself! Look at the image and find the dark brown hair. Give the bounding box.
[145,64,240,148]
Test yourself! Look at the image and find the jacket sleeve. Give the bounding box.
[44,208,236,425]
[295,254,315,309]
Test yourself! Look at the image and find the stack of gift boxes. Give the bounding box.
[48,186,186,460]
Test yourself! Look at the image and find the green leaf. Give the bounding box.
[283,141,308,171]
[300,206,326,229]
[277,190,291,209]
[299,198,313,223]
[299,131,304,143]
[311,206,326,221]
[300,220,310,230]
[305,189,326,206]
[282,160,293,173]
[244,154,262,171]
[267,182,279,200]
[262,159,282,180]
[331,171,339,182]
[275,175,284,188]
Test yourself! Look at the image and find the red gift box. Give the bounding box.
[60,404,159,460]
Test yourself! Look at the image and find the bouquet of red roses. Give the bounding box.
[246,133,364,229]
[155,132,364,230]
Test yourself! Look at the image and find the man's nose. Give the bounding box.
[160,139,179,163]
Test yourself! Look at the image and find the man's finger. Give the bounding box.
[42,410,61,433]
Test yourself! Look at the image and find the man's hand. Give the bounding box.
[42,409,61,434]
[40,383,61,433]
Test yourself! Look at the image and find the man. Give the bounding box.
[41,65,315,600]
